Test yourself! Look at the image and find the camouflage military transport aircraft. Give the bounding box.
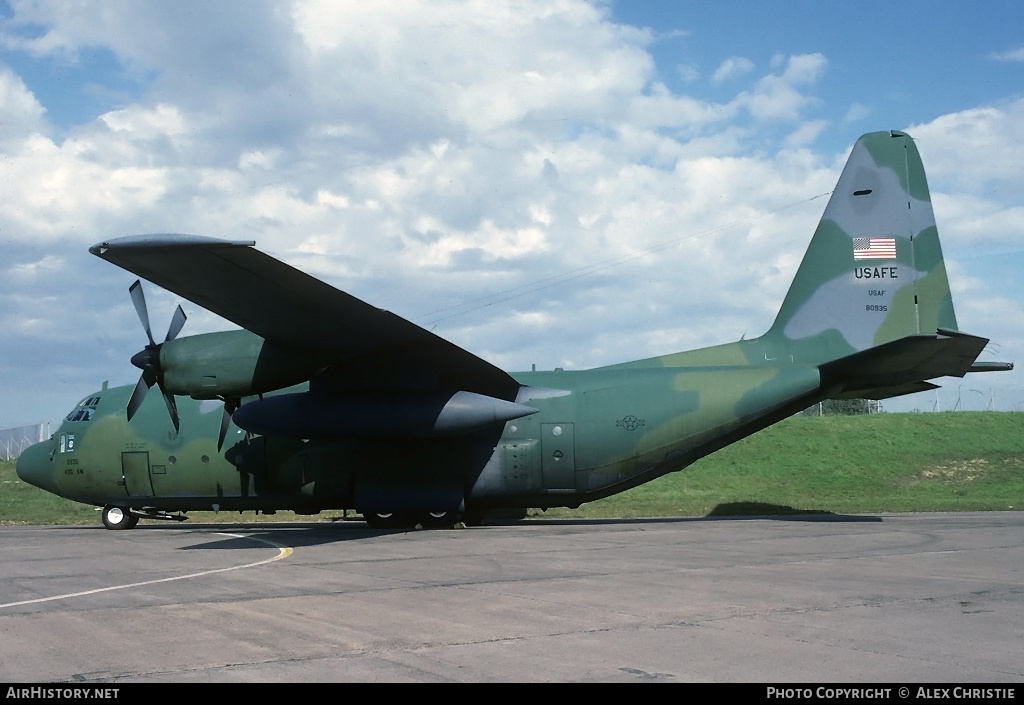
[17,131,1012,529]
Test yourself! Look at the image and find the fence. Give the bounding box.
[0,423,49,461]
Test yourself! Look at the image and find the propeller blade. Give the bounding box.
[165,305,187,342]
[217,406,232,451]
[127,374,152,422]
[217,398,240,452]
[129,280,156,347]
[159,384,180,433]
[124,280,186,432]
[238,467,250,498]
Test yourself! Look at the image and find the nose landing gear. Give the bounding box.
[101,505,139,530]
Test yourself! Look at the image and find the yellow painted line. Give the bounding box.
[0,532,292,610]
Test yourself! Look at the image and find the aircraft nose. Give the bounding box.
[16,440,59,494]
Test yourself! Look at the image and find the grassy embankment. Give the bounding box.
[1,412,1021,526]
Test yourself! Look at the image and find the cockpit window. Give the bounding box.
[65,396,101,423]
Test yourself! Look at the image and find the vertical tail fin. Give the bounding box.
[766,130,958,365]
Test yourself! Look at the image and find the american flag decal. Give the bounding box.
[853,237,896,260]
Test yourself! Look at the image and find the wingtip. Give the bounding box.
[91,234,256,256]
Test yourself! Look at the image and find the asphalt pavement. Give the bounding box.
[1,512,1021,682]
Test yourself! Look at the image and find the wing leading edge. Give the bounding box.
[90,234,520,401]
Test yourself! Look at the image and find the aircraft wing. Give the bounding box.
[90,234,520,400]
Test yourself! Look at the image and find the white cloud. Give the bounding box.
[0,64,47,142]
[989,47,1024,62]
[676,63,700,82]
[0,2,1021,426]
[6,254,66,281]
[734,54,827,122]
[843,103,871,123]
[907,99,1024,193]
[100,103,187,139]
[289,0,655,139]
[783,120,827,148]
[930,192,1024,249]
[712,56,754,83]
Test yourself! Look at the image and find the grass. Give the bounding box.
[2,412,1022,526]
[1,460,101,526]
[537,412,1024,518]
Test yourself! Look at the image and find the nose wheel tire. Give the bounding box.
[102,505,139,530]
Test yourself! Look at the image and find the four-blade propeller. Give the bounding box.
[126,280,186,432]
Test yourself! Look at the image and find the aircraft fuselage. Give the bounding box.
[18,352,822,520]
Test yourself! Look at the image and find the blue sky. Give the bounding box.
[1,0,1023,429]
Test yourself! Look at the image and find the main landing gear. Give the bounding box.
[362,510,463,530]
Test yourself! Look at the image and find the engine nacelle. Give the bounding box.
[160,330,333,398]
[231,389,538,438]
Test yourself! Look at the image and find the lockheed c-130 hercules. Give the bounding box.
[17,131,1013,529]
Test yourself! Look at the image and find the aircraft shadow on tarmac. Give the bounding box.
[705,502,883,521]
[158,505,885,551]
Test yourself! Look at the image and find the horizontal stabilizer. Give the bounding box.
[832,381,939,401]
[820,329,988,399]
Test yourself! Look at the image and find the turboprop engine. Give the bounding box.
[124,280,334,420]
[158,329,333,399]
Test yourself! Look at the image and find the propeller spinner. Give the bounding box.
[126,280,186,432]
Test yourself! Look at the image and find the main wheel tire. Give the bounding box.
[461,509,489,527]
[363,511,414,530]
[419,511,463,529]
[102,505,139,530]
